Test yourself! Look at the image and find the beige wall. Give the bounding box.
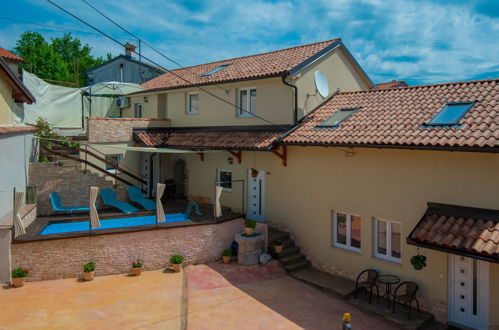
[177,146,499,325]
[0,75,13,125]
[294,46,371,118]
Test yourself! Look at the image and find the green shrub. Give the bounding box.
[83,261,96,273]
[170,254,184,264]
[12,267,29,278]
[244,219,257,229]
[34,117,80,162]
[222,249,232,257]
[132,259,143,268]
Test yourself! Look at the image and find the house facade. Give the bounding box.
[83,38,498,328]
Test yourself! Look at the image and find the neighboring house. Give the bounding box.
[377,80,408,89]
[85,42,166,85]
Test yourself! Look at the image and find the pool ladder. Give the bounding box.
[184,201,203,218]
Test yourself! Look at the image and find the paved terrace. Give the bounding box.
[0,261,397,329]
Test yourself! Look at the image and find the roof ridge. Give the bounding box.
[340,78,499,95]
[158,38,340,74]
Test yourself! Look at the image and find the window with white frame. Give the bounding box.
[332,211,361,252]
[134,103,143,118]
[216,169,232,192]
[237,88,256,117]
[105,154,122,173]
[187,92,199,114]
[374,219,401,262]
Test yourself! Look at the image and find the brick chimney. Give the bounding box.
[124,42,136,57]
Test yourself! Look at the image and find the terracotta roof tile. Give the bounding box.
[0,47,23,62]
[284,79,499,150]
[409,203,499,261]
[0,126,36,136]
[141,39,340,91]
[376,80,408,89]
[134,130,282,150]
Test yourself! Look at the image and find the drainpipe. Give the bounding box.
[149,153,157,198]
[281,72,298,125]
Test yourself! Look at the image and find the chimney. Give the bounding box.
[124,42,136,57]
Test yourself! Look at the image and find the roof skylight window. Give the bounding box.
[427,102,474,126]
[201,64,231,76]
[317,107,359,128]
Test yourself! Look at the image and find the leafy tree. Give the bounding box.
[13,31,111,86]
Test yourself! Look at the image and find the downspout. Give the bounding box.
[281,72,298,125]
[149,152,157,198]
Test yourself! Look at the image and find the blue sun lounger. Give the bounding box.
[100,188,138,214]
[49,192,90,216]
[128,186,156,211]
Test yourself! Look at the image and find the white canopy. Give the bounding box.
[81,81,144,96]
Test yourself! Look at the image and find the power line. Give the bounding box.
[46,0,353,152]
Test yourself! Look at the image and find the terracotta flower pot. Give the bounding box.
[83,271,95,281]
[222,256,231,264]
[132,266,144,276]
[274,245,284,254]
[171,263,182,273]
[244,227,254,236]
[12,277,25,288]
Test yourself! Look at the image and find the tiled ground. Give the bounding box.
[0,261,397,329]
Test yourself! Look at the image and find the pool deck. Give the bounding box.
[14,200,243,242]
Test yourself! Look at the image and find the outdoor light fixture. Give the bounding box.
[227,157,233,165]
[143,96,148,103]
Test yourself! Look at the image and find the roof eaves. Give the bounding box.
[288,39,342,76]
[0,58,35,104]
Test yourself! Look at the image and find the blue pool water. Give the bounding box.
[39,213,190,235]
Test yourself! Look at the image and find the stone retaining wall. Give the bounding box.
[11,218,245,281]
[87,117,170,143]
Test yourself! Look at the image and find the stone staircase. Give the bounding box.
[268,227,311,272]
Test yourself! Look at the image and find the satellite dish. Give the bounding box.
[314,71,329,97]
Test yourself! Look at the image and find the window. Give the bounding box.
[317,108,359,128]
[216,169,232,191]
[237,88,256,117]
[201,64,231,76]
[332,212,361,252]
[187,93,199,114]
[105,154,122,173]
[134,103,143,118]
[374,219,401,262]
[427,102,474,126]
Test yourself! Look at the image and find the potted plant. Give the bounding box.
[132,259,144,276]
[410,255,427,270]
[170,254,184,273]
[83,261,96,281]
[11,267,29,287]
[274,239,284,254]
[222,249,232,264]
[250,168,259,178]
[244,219,257,236]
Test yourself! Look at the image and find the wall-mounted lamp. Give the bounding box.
[227,157,233,165]
[143,96,149,103]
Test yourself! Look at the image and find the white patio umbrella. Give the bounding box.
[156,183,166,223]
[215,186,223,218]
[13,191,25,237]
[89,187,101,229]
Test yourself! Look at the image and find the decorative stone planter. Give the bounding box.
[11,277,25,287]
[132,266,144,276]
[274,245,284,254]
[83,271,95,281]
[171,263,182,273]
[235,232,265,265]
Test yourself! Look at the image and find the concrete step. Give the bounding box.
[280,238,296,248]
[279,253,305,265]
[283,259,311,272]
[277,246,300,258]
[268,228,290,243]
[291,267,356,299]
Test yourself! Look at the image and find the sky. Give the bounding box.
[0,0,498,86]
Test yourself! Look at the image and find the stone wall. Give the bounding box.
[12,218,245,281]
[87,117,170,143]
[29,162,128,216]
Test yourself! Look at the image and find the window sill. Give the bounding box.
[186,111,200,115]
[237,114,255,118]
[372,255,402,266]
[331,245,361,256]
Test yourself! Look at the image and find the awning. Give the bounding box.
[83,143,221,154]
[407,202,499,263]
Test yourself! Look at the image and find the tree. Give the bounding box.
[13,31,111,86]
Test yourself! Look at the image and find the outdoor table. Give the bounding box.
[377,274,400,308]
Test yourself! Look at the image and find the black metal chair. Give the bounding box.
[354,269,380,304]
[392,281,420,319]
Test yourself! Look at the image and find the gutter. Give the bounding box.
[281,73,298,125]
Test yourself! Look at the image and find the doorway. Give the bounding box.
[247,169,265,222]
[448,254,489,329]
[173,159,186,199]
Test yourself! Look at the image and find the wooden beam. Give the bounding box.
[227,150,242,164]
[272,145,287,166]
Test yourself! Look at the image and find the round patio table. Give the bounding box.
[377,274,400,308]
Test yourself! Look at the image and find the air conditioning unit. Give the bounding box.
[116,96,130,108]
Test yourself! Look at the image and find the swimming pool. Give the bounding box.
[39,213,190,235]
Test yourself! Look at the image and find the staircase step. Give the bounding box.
[283,259,310,272]
[280,238,295,248]
[279,253,305,264]
[291,267,356,299]
[268,228,290,243]
[277,246,300,258]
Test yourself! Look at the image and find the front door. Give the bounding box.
[247,169,265,222]
[448,255,489,329]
